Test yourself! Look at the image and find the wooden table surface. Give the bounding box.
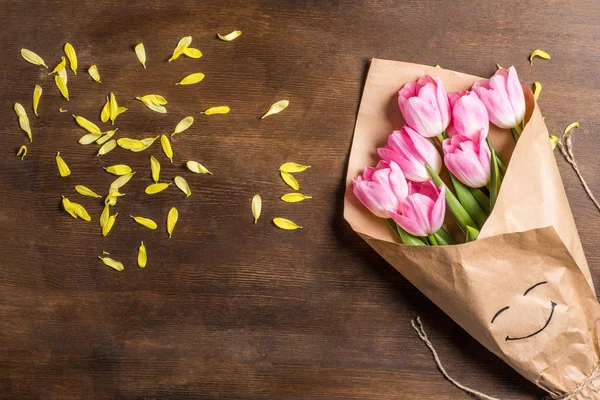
[2,1,599,398]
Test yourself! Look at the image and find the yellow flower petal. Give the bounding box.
[56,152,71,177]
[176,72,205,85]
[174,176,191,197]
[185,161,212,174]
[109,92,118,124]
[261,100,289,119]
[251,194,261,223]
[110,172,135,190]
[280,193,312,202]
[182,47,203,59]
[129,136,158,153]
[167,207,178,238]
[529,49,551,65]
[145,183,171,194]
[14,103,32,142]
[169,36,192,62]
[64,43,77,74]
[533,82,542,101]
[79,133,102,145]
[96,128,118,145]
[138,241,147,268]
[136,95,167,113]
[217,30,242,41]
[104,164,132,176]
[62,196,77,218]
[75,185,101,198]
[100,204,110,228]
[202,106,230,115]
[20,48,48,68]
[48,56,66,75]
[550,135,559,150]
[97,139,117,156]
[57,66,68,85]
[54,75,69,100]
[104,191,124,206]
[98,256,124,271]
[71,202,91,221]
[130,215,158,230]
[150,156,160,183]
[172,116,194,136]
[88,65,101,82]
[101,213,118,236]
[72,114,102,134]
[161,134,173,162]
[59,108,68,113]
[273,217,302,230]
[117,137,145,150]
[100,97,110,123]
[134,43,146,69]
[16,145,27,160]
[33,85,42,117]
[280,171,299,190]
[279,162,311,173]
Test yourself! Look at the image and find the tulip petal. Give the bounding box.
[388,210,427,237]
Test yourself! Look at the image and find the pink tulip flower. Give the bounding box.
[378,126,442,182]
[352,160,409,219]
[388,181,446,237]
[398,75,451,138]
[471,66,526,129]
[447,90,489,141]
[443,132,491,188]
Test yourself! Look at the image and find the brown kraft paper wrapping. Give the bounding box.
[343,59,600,398]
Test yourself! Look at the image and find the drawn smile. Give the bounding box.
[491,281,558,342]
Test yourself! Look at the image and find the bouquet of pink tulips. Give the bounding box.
[345,59,600,398]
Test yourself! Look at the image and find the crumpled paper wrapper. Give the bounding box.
[344,59,600,398]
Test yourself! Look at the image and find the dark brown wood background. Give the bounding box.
[1,1,599,398]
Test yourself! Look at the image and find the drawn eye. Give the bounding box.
[491,306,509,324]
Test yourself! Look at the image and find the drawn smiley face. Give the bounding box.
[491,281,558,342]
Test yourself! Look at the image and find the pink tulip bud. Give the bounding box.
[398,75,451,138]
[471,66,526,129]
[378,126,442,182]
[442,132,491,188]
[388,181,446,237]
[447,90,489,141]
[352,160,409,219]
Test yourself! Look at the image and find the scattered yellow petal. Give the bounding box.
[145,183,171,194]
[75,185,101,198]
[97,139,117,156]
[72,114,102,134]
[279,162,311,173]
[102,213,118,236]
[59,108,68,113]
[110,172,135,190]
[176,72,205,85]
[79,133,101,145]
[130,215,158,230]
[150,156,160,183]
[169,36,192,62]
[529,49,551,65]
[100,97,110,123]
[117,137,145,150]
[33,85,42,117]
[105,164,132,176]
[71,202,91,221]
[550,135,559,150]
[16,145,27,160]
[109,92,117,124]
[14,103,32,142]
[280,171,299,190]
[20,48,48,68]
[183,47,203,58]
[174,176,191,197]
[533,82,542,101]
[138,241,147,268]
[172,116,194,136]
[102,250,110,255]
[62,196,77,218]
[100,204,110,228]
[261,100,289,119]
[130,136,158,153]
[48,57,67,75]
[88,65,101,82]
[58,67,68,85]
[136,95,167,113]
[186,161,212,174]
[54,75,69,100]
[563,122,579,137]
[104,191,124,206]
[167,207,178,238]
[202,106,230,115]
[161,134,173,163]
[251,194,261,223]
[96,128,118,145]
[217,30,242,41]
[281,193,312,202]
[56,152,71,177]
[134,43,147,69]
[273,217,302,230]
[98,256,123,271]
[64,43,77,74]
[116,106,128,116]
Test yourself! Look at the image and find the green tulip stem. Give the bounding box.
[427,234,439,246]
[385,219,427,246]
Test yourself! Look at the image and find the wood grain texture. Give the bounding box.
[1,0,599,398]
